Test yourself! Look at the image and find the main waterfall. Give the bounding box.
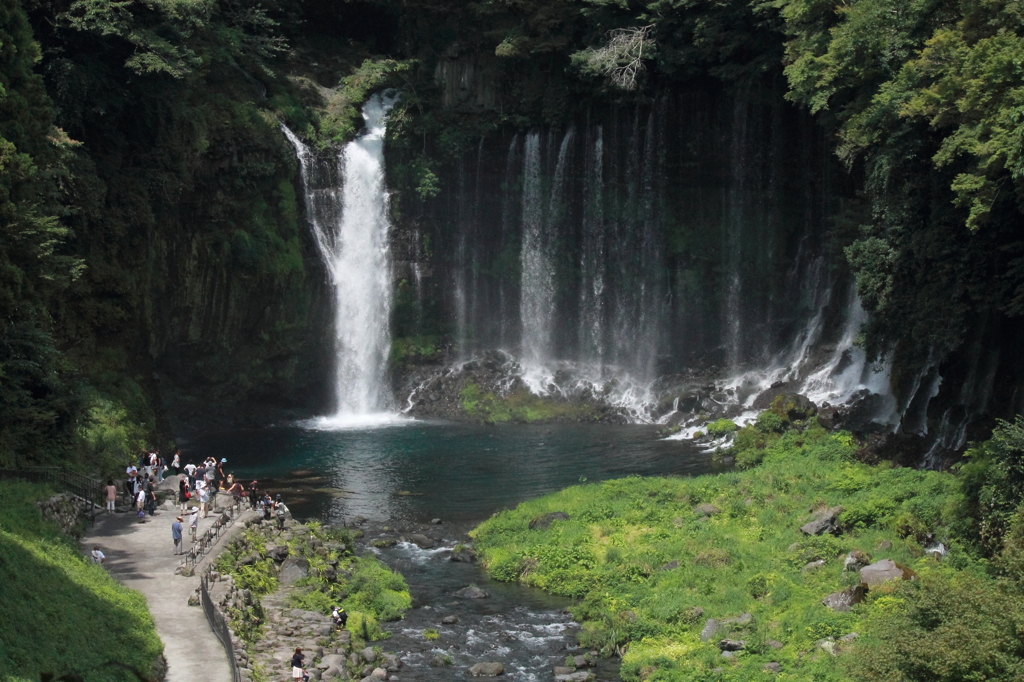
[283,92,400,425]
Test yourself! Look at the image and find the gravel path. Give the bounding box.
[83,481,253,682]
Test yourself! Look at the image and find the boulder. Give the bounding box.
[764,662,782,673]
[752,390,817,420]
[431,518,442,524]
[450,547,477,563]
[468,662,505,676]
[555,673,595,682]
[801,560,825,573]
[843,550,871,572]
[429,656,449,667]
[721,651,737,659]
[529,512,570,530]
[694,503,721,517]
[371,668,387,678]
[860,559,916,587]
[407,534,434,549]
[441,615,459,624]
[801,506,843,536]
[454,585,489,599]
[719,640,746,651]
[700,619,720,642]
[321,666,344,679]
[360,647,377,663]
[553,667,576,675]
[822,585,866,611]
[383,654,402,671]
[319,654,346,669]
[269,545,290,562]
[278,556,310,584]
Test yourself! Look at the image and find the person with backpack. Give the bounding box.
[331,606,347,630]
[275,494,287,530]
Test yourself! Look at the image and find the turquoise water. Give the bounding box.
[182,420,714,524]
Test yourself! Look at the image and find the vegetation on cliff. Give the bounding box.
[472,415,1024,681]
[0,480,163,681]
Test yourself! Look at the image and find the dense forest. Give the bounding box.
[1,0,1023,468]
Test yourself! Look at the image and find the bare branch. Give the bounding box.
[573,25,655,91]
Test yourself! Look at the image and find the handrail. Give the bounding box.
[200,566,242,682]
[0,466,104,524]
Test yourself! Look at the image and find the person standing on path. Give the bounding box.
[105,480,117,513]
[171,516,184,555]
[178,475,191,513]
[171,450,181,476]
[188,507,199,541]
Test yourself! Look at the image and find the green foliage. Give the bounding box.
[458,383,604,424]
[313,59,411,147]
[422,628,439,640]
[707,418,738,436]
[472,420,974,680]
[0,480,163,680]
[959,416,1024,554]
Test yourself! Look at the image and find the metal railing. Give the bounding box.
[0,466,104,524]
[200,566,242,682]
[183,494,245,570]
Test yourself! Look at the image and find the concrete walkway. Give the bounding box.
[84,481,252,682]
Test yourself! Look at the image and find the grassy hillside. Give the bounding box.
[0,480,163,682]
[472,419,1024,681]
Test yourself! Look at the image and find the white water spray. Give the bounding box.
[282,92,401,427]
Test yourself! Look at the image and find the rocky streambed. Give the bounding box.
[201,513,615,681]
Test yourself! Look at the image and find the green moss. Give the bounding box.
[0,481,163,680]
[472,421,972,681]
[707,418,739,436]
[458,384,604,424]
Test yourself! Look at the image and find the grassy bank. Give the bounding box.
[472,418,1024,681]
[0,480,163,681]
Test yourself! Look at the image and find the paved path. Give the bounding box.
[83,481,252,682]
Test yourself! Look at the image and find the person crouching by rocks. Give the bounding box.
[332,606,347,631]
[291,648,305,682]
[172,516,184,555]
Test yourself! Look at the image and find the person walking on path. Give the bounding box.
[105,480,118,513]
[291,648,305,681]
[171,516,184,555]
[171,451,181,476]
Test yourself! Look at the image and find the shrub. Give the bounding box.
[707,419,738,436]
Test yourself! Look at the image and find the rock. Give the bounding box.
[321,666,344,679]
[843,550,871,572]
[572,653,595,667]
[450,547,477,563]
[553,667,576,675]
[925,542,947,558]
[822,585,867,611]
[722,612,753,626]
[764,662,782,672]
[431,518,442,524]
[719,640,746,651]
[817,639,838,656]
[555,673,595,682]
[721,651,737,659]
[187,593,200,607]
[766,640,783,649]
[429,656,449,667]
[660,560,680,571]
[876,540,893,550]
[407,534,434,549]
[361,647,377,663]
[839,632,859,642]
[468,662,504,676]
[454,585,489,599]
[278,556,310,584]
[371,668,387,678]
[383,654,402,671]
[700,619,720,642]
[801,506,843,536]
[441,615,459,624]
[371,538,397,548]
[529,511,570,530]
[269,545,290,562]
[319,654,346,669]
[694,503,721,517]
[860,559,916,587]
[801,560,826,572]
[752,391,817,420]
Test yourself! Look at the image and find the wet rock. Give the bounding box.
[431,518,442,524]
[801,506,843,536]
[572,653,596,667]
[843,550,871,572]
[383,654,402,671]
[469,662,504,676]
[454,585,489,599]
[371,538,397,548]
[441,615,459,624]
[407,534,434,549]
[450,547,477,563]
[860,559,916,587]
[822,585,867,611]
[529,512,570,530]
[429,655,450,667]
[555,673,595,682]
[553,667,576,675]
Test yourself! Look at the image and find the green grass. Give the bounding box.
[471,423,975,681]
[0,480,163,681]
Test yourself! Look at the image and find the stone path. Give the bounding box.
[83,480,253,682]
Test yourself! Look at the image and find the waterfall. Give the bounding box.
[579,126,605,364]
[282,92,400,426]
[519,131,553,387]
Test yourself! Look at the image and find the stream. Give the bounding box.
[184,421,716,680]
